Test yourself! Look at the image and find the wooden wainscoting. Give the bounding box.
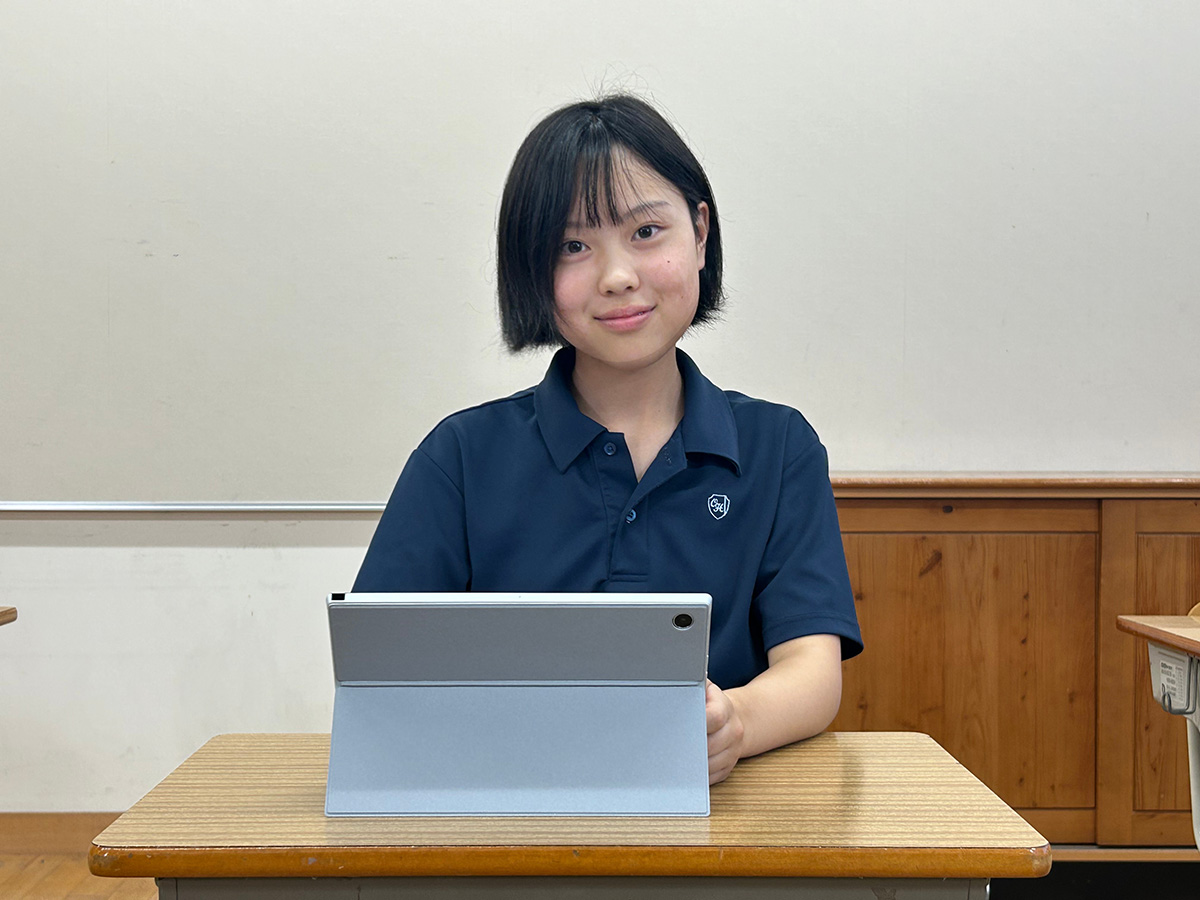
[829,477,1200,847]
[1097,499,1200,845]
[831,498,1098,842]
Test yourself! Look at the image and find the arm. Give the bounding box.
[706,633,844,784]
[702,418,860,784]
[353,444,471,592]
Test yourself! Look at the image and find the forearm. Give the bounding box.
[724,633,843,759]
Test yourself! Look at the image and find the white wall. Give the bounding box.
[1,1,1198,811]
[0,515,373,810]
[2,1,1198,507]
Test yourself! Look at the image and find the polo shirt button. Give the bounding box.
[603,442,617,456]
[625,509,637,524]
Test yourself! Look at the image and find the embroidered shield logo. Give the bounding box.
[708,494,730,520]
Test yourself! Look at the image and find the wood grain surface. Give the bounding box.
[0,813,121,855]
[831,475,1200,499]
[0,854,155,899]
[835,499,1099,533]
[89,732,1048,880]
[1131,540,1198,813]
[1096,500,1140,844]
[835,531,1097,817]
[1097,500,1200,845]
[0,606,16,626]
[1128,505,1200,826]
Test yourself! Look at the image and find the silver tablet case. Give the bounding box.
[325,592,711,817]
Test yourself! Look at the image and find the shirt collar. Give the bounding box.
[533,346,741,475]
[534,348,606,472]
[677,349,741,475]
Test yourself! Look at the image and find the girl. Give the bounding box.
[354,94,863,784]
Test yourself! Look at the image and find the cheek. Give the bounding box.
[647,254,701,302]
[552,269,588,324]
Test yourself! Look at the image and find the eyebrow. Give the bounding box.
[565,200,671,230]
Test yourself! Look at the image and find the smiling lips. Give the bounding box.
[595,305,654,332]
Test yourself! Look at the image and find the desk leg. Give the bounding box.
[158,876,991,898]
[1189,717,1200,849]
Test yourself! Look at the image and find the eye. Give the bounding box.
[560,239,586,256]
[634,224,660,240]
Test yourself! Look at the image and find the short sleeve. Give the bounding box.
[753,425,863,660]
[352,443,471,592]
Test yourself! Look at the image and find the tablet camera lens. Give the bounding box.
[672,613,693,630]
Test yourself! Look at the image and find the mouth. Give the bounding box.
[595,306,654,329]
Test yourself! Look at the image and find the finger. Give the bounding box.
[708,714,738,749]
[706,698,727,734]
[708,747,739,784]
[709,764,734,786]
[705,681,727,733]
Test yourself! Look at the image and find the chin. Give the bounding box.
[597,344,679,372]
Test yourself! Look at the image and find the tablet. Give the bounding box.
[325,592,711,816]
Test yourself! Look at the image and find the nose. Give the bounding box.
[597,247,638,295]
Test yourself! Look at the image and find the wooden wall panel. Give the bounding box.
[832,488,1200,848]
[1132,535,1200,811]
[1029,536,1098,810]
[836,498,1098,533]
[1096,500,1200,845]
[1096,500,1138,843]
[833,528,1096,817]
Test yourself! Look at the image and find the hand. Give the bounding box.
[705,679,745,785]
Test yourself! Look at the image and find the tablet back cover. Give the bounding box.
[325,593,710,816]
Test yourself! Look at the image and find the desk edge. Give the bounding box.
[89,840,1052,880]
[1116,615,1200,658]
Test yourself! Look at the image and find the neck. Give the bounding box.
[570,349,685,436]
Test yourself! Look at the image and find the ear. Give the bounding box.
[693,202,710,271]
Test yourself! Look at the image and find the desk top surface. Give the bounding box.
[0,606,15,626]
[1117,615,1200,657]
[90,731,1048,880]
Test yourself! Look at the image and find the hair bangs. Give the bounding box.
[574,127,648,229]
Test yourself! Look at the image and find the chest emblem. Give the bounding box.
[708,494,731,520]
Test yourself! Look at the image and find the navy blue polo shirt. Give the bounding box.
[354,347,862,689]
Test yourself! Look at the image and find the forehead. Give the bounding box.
[567,151,687,226]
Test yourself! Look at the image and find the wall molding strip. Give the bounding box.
[0,502,385,513]
[3,475,1198,513]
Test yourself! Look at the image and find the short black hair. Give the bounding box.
[497,94,724,352]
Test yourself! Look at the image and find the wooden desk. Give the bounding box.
[1117,614,1200,659]
[0,606,15,626]
[90,731,1048,899]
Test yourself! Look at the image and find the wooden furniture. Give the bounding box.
[825,478,1200,848]
[1118,614,1200,657]
[0,606,16,626]
[1099,502,1200,845]
[1116,611,1200,849]
[89,732,1048,898]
